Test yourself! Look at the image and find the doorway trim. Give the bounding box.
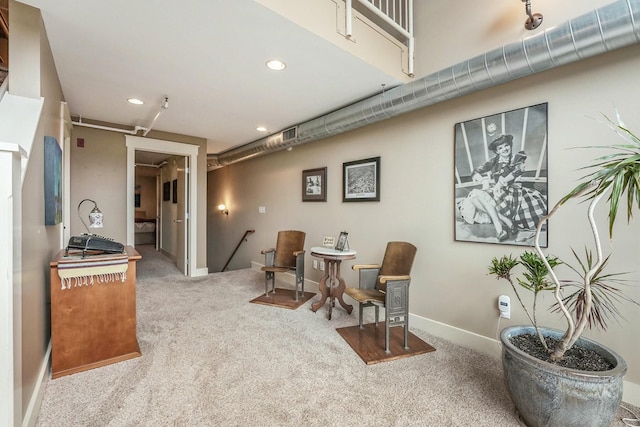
[125,136,199,277]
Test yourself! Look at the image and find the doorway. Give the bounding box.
[125,136,199,277]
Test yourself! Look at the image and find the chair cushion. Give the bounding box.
[344,287,385,304]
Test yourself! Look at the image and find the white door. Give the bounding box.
[175,156,188,274]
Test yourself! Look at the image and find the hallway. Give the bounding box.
[135,245,182,280]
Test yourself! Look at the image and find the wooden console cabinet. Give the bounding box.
[50,246,142,378]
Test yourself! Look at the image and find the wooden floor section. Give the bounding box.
[250,288,315,309]
[336,322,436,364]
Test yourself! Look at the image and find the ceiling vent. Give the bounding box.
[281,126,297,142]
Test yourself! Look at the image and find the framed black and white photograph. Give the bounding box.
[302,167,327,202]
[454,103,548,246]
[163,181,170,201]
[172,179,178,204]
[343,156,380,202]
[335,231,349,251]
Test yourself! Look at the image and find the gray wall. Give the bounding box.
[206,1,640,393]
[11,1,65,421]
[69,127,208,267]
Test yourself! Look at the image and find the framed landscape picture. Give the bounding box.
[454,103,548,246]
[302,167,327,202]
[343,156,380,202]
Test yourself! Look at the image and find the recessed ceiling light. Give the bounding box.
[266,59,286,71]
[127,98,144,105]
[256,126,267,132]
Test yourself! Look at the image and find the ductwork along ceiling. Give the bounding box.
[208,0,640,168]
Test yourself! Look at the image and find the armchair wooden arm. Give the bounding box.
[379,275,411,283]
[261,248,275,255]
[352,264,381,271]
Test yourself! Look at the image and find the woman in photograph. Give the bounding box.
[463,134,547,242]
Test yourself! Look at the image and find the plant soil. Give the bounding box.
[510,334,614,371]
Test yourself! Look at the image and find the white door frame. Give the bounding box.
[125,136,199,277]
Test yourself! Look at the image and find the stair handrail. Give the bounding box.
[222,229,255,272]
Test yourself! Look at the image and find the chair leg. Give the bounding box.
[265,271,274,296]
[385,316,390,353]
[403,314,410,350]
[374,306,379,327]
[358,303,364,328]
[294,270,304,302]
[295,253,304,302]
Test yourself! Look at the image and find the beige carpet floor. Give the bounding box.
[35,245,640,426]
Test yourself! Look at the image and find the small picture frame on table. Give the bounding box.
[302,167,327,202]
[335,231,349,251]
[322,236,336,247]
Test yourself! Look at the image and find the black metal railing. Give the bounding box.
[222,229,255,272]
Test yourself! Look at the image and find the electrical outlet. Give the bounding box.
[499,295,511,319]
[319,261,325,271]
[312,260,318,269]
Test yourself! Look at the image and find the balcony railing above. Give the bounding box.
[346,0,414,76]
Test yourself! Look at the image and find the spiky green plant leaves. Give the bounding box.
[561,114,640,238]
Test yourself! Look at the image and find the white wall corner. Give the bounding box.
[21,341,51,427]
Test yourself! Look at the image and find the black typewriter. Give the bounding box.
[66,233,125,257]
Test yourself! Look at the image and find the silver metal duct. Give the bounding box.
[209,0,640,167]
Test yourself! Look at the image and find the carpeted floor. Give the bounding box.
[35,245,640,426]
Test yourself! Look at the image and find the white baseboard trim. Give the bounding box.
[22,340,51,427]
[251,263,640,406]
[409,314,640,407]
[409,313,502,360]
[193,267,209,277]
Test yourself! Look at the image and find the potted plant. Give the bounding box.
[488,112,640,427]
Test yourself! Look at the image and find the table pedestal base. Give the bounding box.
[311,259,353,319]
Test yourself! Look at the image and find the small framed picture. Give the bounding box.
[322,236,336,247]
[163,182,170,201]
[343,157,380,202]
[302,167,327,202]
[172,179,178,204]
[335,231,349,251]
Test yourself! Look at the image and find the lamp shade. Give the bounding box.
[78,199,103,234]
[89,206,103,228]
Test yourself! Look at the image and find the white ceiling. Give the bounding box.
[17,0,404,162]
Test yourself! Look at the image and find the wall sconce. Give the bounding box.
[522,0,543,30]
[78,198,104,234]
[218,204,229,215]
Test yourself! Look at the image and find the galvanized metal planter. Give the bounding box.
[500,325,627,427]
